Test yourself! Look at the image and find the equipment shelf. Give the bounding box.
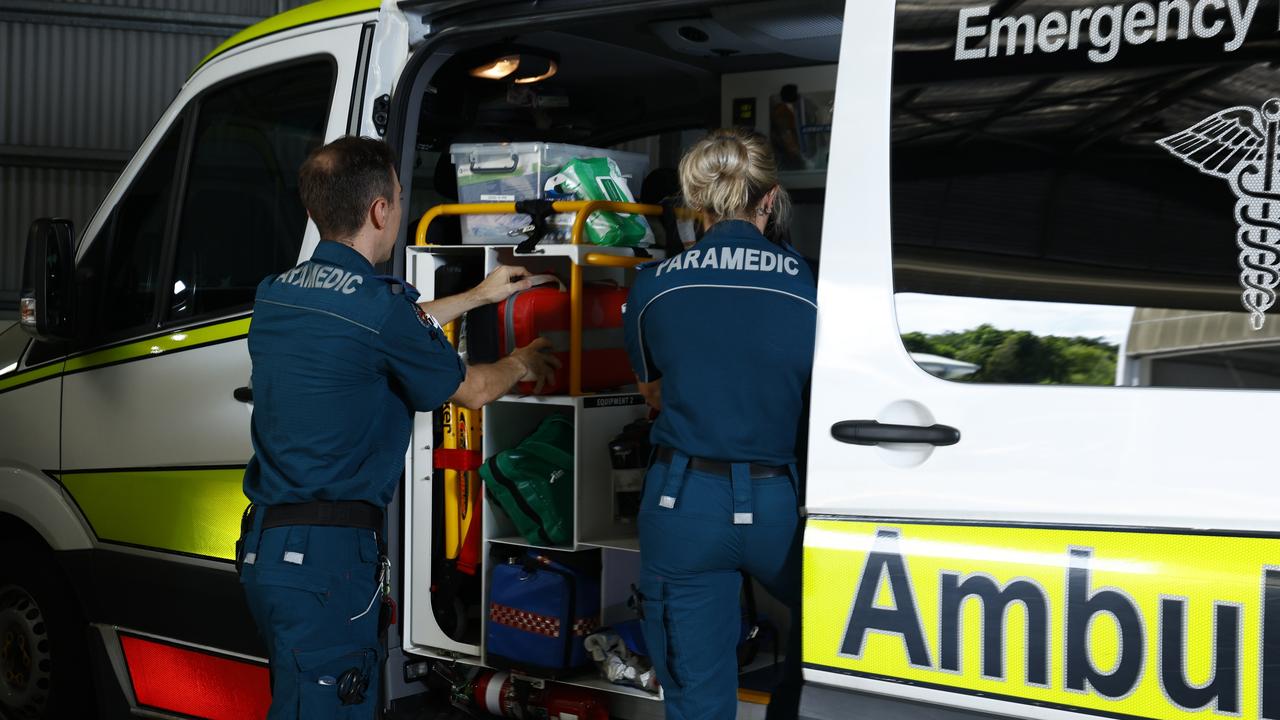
[580,537,642,553]
[561,673,661,702]
[497,393,578,406]
[404,230,655,713]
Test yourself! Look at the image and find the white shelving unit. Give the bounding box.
[401,242,664,710]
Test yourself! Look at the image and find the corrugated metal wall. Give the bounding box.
[0,0,312,313]
[40,0,292,12]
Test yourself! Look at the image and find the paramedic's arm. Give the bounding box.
[450,339,561,410]
[637,377,662,411]
[622,271,662,410]
[418,265,532,325]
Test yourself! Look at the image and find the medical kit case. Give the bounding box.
[497,279,632,395]
[487,549,601,677]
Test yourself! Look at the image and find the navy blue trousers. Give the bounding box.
[639,459,803,720]
[239,513,382,719]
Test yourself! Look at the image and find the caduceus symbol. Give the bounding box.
[1158,98,1280,330]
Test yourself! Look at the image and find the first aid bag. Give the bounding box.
[487,550,601,677]
[544,157,650,247]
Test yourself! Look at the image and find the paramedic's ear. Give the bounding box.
[764,185,780,214]
[371,195,392,230]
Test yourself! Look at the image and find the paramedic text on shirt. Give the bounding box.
[237,137,557,720]
[623,129,817,720]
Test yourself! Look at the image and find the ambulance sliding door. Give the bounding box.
[804,0,1280,718]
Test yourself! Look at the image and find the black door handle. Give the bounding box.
[832,420,960,447]
[233,386,253,403]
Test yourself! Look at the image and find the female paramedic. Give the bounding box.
[622,128,817,720]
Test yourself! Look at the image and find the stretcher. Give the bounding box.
[430,318,484,642]
[437,317,482,571]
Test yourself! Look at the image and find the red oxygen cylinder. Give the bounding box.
[472,670,610,720]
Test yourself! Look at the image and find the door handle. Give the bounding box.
[233,386,253,403]
[832,420,960,447]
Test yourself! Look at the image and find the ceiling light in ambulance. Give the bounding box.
[470,55,520,80]
[512,57,558,84]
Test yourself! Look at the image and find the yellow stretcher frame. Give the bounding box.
[439,318,481,563]
[415,200,666,396]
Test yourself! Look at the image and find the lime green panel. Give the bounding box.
[63,317,251,374]
[62,469,249,560]
[0,361,64,393]
[196,0,380,72]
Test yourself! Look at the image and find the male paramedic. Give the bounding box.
[237,136,558,719]
[624,128,817,720]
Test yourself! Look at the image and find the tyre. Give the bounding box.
[0,543,93,720]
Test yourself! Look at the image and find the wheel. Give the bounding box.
[0,543,93,720]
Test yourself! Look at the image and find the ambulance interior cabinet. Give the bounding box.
[402,244,663,705]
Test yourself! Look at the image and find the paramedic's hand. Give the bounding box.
[418,265,534,325]
[511,338,562,394]
[638,376,662,411]
[475,265,534,304]
[450,338,560,408]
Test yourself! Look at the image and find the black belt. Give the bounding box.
[257,500,384,533]
[655,446,787,479]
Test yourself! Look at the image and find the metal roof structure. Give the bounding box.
[0,0,312,315]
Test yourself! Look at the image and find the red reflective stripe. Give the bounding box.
[433,447,483,471]
[120,635,271,720]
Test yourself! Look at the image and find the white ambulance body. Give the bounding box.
[4,0,1277,718]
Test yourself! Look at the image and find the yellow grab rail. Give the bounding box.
[414,200,665,395]
[414,200,664,249]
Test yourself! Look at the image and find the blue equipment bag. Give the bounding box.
[487,550,601,677]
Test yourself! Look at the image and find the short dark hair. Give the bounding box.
[298,136,397,241]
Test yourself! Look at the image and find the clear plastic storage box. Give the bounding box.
[449,142,653,245]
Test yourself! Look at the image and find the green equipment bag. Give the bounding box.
[545,157,651,247]
[480,415,575,546]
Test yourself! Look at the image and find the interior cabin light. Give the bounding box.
[470,55,520,80]
[512,58,558,84]
[469,52,558,84]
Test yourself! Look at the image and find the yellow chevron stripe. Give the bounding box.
[195,0,380,72]
[62,317,251,373]
[62,468,249,560]
[0,361,63,393]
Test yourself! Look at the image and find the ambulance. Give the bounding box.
[4,0,1278,718]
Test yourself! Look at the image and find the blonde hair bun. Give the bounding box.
[678,128,790,230]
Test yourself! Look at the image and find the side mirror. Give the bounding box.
[19,218,75,342]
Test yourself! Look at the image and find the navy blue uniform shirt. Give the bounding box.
[243,241,465,507]
[623,220,817,466]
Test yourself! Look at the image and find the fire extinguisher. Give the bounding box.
[471,670,609,720]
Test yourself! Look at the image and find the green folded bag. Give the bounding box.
[545,157,651,247]
[480,414,575,546]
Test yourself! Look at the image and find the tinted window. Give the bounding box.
[891,2,1280,390]
[76,123,183,339]
[168,60,334,321]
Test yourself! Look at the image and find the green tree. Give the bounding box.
[902,325,1118,386]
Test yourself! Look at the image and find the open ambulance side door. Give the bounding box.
[803,1,1280,719]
